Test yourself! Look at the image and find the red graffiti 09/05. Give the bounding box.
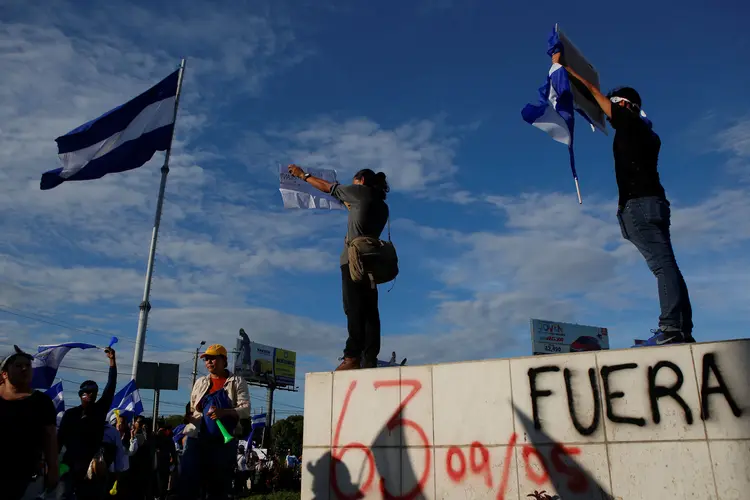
[329,379,589,499]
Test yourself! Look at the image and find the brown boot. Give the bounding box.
[335,357,361,371]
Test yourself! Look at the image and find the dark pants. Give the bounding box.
[156,463,171,500]
[177,436,237,500]
[618,197,693,335]
[341,264,381,363]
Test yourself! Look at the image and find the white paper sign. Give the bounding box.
[279,165,345,210]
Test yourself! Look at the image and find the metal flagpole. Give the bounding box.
[131,58,187,381]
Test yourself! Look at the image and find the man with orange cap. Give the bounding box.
[177,344,250,500]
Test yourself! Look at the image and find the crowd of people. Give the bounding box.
[1,342,300,500]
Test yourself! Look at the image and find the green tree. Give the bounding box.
[163,414,184,429]
[271,415,303,459]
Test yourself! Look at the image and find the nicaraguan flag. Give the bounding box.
[521,26,583,202]
[32,342,97,390]
[44,381,66,427]
[251,413,266,430]
[40,68,180,190]
[106,379,144,422]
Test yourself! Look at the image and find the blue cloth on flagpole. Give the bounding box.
[40,68,180,190]
[521,30,579,183]
[31,342,97,390]
[200,388,238,438]
[106,379,144,422]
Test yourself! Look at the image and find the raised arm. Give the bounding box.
[97,349,118,413]
[552,52,612,119]
[288,164,334,194]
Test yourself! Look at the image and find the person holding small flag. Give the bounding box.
[550,50,694,346]
[58,346,117,500]
[178,343,250,500]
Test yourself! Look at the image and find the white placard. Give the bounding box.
[279,165,345,210]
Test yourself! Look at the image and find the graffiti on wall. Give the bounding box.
[528,352,742,435]
[321,351,742,499]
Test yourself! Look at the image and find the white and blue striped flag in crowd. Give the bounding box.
[251,413,267,431]
[44,381,66,427]
[40,67,181,190]
[106,379,144,423]
[521,27,582,203]
[31,342,97,390]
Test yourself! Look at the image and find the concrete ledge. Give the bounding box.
[302,339,750,499]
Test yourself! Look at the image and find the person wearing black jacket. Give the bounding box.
[551,51,694,345]
[58,347,117,500]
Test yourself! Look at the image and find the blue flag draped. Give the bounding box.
[31,342,97,390]
[40,68,180,190]
[521,27,581,202]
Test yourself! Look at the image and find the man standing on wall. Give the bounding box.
[551,51,694,345]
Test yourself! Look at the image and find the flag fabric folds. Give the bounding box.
[279,165,345,210]
[31,342,97,390]
[107,379,144,423]
[44,381,66,427]
[40,69,180,190]
[521,27,582,202]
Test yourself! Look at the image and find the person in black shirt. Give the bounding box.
[0,345,59,500]
[58,347,118,500]
[552,51,693,345]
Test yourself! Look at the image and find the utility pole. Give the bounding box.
[191,340,206,387]
[264,380,276,452]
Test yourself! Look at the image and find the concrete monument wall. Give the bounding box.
[301,339,750,499]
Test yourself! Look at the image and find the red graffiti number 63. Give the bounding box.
[331,379,431,500]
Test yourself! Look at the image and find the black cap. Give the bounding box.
[0,345,33,372]
[79,380,99,393]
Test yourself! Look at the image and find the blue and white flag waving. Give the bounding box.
[32,342,97,390]
[44,381,65,427]
[40,68,180,190]
[106,379,144,423]
[251,413,266,431]
[521,27,581,203]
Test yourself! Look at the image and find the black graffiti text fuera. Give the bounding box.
[527,351,742,437]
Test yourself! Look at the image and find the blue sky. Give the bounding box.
[1,0,748,417]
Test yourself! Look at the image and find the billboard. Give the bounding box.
[234,338,297,388]
[274,348,296,386]
[530,318,610,355]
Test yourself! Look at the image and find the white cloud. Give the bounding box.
[263,117,462,192]
[405,181,750,351]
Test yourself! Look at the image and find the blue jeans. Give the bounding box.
[617,197,693,335]
[176,436,237,500]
